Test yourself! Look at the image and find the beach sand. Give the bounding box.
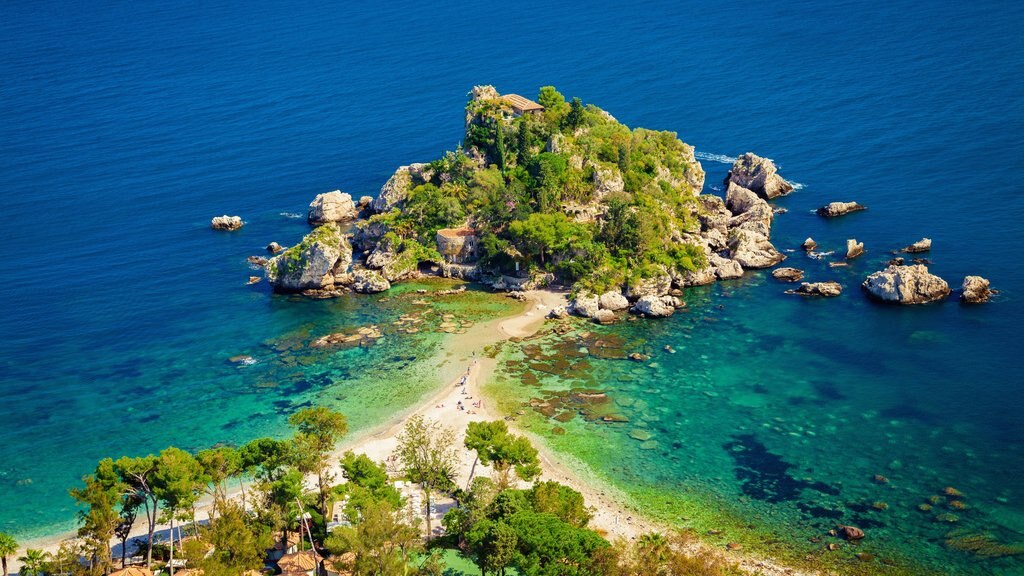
[11,289,813,576]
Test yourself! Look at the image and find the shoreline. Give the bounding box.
[10,288,812,576]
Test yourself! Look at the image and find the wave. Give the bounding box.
[694,151,736,164]
[279,211,303,219]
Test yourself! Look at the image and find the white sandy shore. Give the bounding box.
[11,289,813,576]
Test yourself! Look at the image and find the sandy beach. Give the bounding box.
[11,289,812,576]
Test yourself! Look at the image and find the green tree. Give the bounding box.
[324,500,422,576]
[289,406,349,534]
[196,446,241,513]
[528,482,591,528]
[338,452,402,519]
[70,459,122,574]
[0,533,18,576]
[565,97,585,131]
[201,498,269,575]
[113,494,141,569]
[506,511,607,576]
[113,455,160,568]
[395,415,460,540]
[152,447,205,576]
[15,549,47,576]
[239,437,294,483]
[464,421,541,490]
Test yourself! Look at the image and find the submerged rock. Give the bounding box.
[724,152,794,199]
[772,267,804,282]
[787,281,842,297]
[308,190,358,225]
[211,215,243,230]
[862,264,950,304]
[846,239,865,259]
[816,201,866,217]
[961,276,993,303]
[839,525,866,541]
[900,238,932,253]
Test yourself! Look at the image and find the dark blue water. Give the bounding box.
[2,0,1022,570]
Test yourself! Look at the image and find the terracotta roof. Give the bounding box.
[502,94,544,112]
[110,568,154,576]
[278,550,320,572]
[436,227,476,238]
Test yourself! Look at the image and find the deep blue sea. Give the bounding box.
[2,1,1022,573]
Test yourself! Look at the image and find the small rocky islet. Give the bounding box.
[237,85,992,311]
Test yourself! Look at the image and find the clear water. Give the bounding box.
[2,1,1022,573]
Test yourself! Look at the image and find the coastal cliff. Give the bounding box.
[267,86,793,314]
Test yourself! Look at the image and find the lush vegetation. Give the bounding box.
[361,86,707,293]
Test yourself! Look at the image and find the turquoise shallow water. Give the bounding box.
[1,2,1023,574]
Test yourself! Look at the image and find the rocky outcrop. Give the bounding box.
[308,191,358,225]
[266,225,353,292]
[772,267,804,282]
[961,276,993,303]
[802,238,817,251]
[862,264,950,304]
[372,164,432,213]
[724,153,793,200]
[592,164,625,198]
[569,294,600,318]
[632,295,677,317]
[787,281,842,297]
[365,238,419,282]
[678,266,717,287]
[728,229,785,269]
[211,215,243,230]
[710,254,744,279]
[900,238,932,253]
[599,291,630,311]
[351,269,390,294]
[625,268,672,299]
[816,201,866,217]
[267,242,284,254]
[846,239,865,259]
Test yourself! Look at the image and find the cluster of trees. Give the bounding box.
[364,85,707,294]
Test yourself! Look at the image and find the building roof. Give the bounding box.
[436,227,477,239]
[110,568,154,576]
[502,94,544,112]
[325,553,356,576]
[278,550,320,572]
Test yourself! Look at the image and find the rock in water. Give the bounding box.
[308,190,358,225]
[961,276,993,303]
[839,525,866,541]
[569,294,600,318]
[351,269,390,293]
[632,295,676,317]
[728,229,786,268]
[862,264,950,304]
[802,237,817,251]
[900,238,932,253]
[266,242,284,254]
[816,201,866,217]
[266,224,353,292]
[710,254,744,279]
[547,306,569,319]
[846,239,865,259]
[772,267,805,282]
[723,152,794,200]
[787,281,842,297]
[599,291,630,311]
[211,215,243,230]
[593,309,616,325]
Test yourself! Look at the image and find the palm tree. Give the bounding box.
[0,533,18,576]
[16,549,47,576]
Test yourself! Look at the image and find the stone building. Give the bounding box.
[436,227,479,264]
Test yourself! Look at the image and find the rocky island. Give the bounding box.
[265,86,793,315]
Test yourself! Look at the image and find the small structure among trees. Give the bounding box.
[501,94,544,117]
[435,227,479,264]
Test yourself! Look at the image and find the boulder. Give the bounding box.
[632,295,675,317]
[862,264,950,304]
[625,268,672,299]
[599,291,630,311]
[547,306,569,320]
[900,238,932,253]
[787,281,842,297]
[724,152,794,200]
[593,309,617,325]
[728,229,785,269]
[211,215,243,230]
[772,267,804,282]
[802,237,817,251]
[266,225,352,292]
[358,195,373,207]
[697,195,731,236]
[372,163,431,213]
[247,256,268,267]
[846,239,865,259]
[569,294,600,318]
[308,190,357,224]
[710,254,744,280]
[839,525,866,541]
[816,201,866,217]
[725,182,763,215]
[266,242,284,254]
[961,276,993,303]
[679,266,717,287]
[351,269,390,294]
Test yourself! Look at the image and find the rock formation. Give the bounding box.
[724,153,794,200]
[308,190,358,225]
[960,276,993,303]
[728,229,785,268]
[351,269,390,293]
[266,225,352,292]
[846,239,865,259]
[632,295,676,317]
[862,264,950,304]
[599,291,630,311]
[267,242,284,254]
[900,238,932,253]
[787,281,842,297]
[772,267,804,282]
[211,215,243,230]
[371,164,432,213]
[802,237,817,251]
[816,201,866,217]
[569,294,600,318]
[710,254,744,279]
[593,309,616,324]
